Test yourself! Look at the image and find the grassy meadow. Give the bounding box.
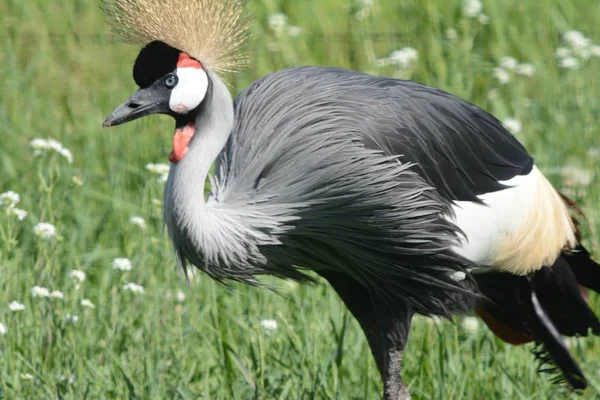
[1,0,600,398]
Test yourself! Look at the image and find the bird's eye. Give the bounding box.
[165,75,178,88]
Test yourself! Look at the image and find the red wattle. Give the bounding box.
[169,123,195,163]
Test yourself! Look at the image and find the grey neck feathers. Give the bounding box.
[168,72,234,208]
[163,73,284,277]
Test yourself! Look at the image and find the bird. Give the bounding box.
[101,1,600,398]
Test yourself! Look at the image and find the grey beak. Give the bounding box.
[103,86,168,127]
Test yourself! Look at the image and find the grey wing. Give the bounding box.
[220,66,533,204]
[355,76,533,202]
[212,66,533,314]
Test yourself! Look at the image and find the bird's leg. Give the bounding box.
[321,272,412,400]
[320,272,384,369]
[374,301,413,400]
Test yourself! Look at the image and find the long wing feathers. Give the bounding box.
[359,76,533,202]
[213,66,500,314]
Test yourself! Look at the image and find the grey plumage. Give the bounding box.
[167,66,485,316]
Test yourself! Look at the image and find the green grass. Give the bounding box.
[1,0,600,398]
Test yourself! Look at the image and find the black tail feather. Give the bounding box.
[531,254,600,337]
[565,245,600,294]
[526,276,587,390]
[475,250,600,390]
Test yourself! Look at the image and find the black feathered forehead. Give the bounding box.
[133,41,181,88]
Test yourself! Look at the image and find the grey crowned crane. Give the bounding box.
[102,1,600,398]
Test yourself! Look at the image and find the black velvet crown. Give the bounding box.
[133,41,181,88]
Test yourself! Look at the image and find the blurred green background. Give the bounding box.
[1,0,599,398]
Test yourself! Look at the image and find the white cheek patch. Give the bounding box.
[169,68,209,114]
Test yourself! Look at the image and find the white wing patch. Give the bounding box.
[449,166,576,274]
[169,68,209,114]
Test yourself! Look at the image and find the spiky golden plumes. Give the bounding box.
[104,0,251,73]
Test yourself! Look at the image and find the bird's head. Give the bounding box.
[101,0,250,163]
[103,40,210,127]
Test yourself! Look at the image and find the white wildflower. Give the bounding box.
[151,198,162,207]
[358,0,374,7]
[487,89,498,100]
[0,322,6,336]
[287,25,303,38]
[10,208,28,220]
[145,163,170,175]
[558,31,595,61]
[58,374,76,384]
[445,28,457,40]
[29,138,73,163]
[29,138,50,150]
[0,191,20,208]
[50,290,64,299]
[503,118,522,135]
[559,56,580,69]
[47,139,63,152]
[563,31,591,51]
[576,47,591,61]
[80,299,95,309]
[32,149,45,157]
[462,0,483,17]
[34,222,57,239]
[176,290,186,303]
[259,319,278,333]
[68,270,86,283]
[268,13,288,36]
[123,282,145,294]
[20,373,34,380]
[58,147,73,164]
[499,56,518,71]
[561,166,594,187]
[515,63,536,77]
[388,47,418,69]
[64,314,79,324]
[461,316,479,333]
[157,173,168,184]
[493,68,510,84]
[129,216,147,230]
[111,257,132,271]
[31,286,50,298]
[9,301,25,312]
[477,13,489,25]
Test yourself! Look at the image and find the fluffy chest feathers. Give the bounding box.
[163,159,302,280]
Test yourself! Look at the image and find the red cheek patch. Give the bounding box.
[169,123,195,163]
[177,52,202,69]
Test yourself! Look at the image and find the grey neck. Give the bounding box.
[167,72,234,211]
